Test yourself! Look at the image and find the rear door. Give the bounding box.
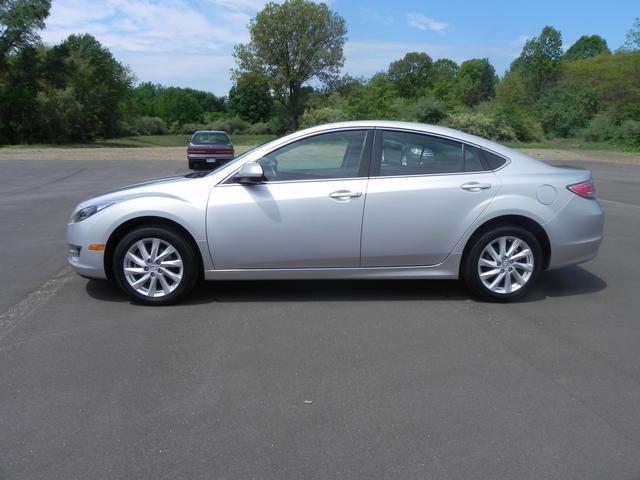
[361,129,500,266]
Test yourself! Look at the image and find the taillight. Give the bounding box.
[568,180,595,199]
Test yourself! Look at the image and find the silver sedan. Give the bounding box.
[67,121,604,305]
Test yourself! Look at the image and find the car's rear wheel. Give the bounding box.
[462,226,542,302]
[113,226,200,305]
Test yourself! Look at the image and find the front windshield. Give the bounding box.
[205,139,278,176]
[191,132,229,144]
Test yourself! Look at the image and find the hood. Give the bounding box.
[78,173,208,207]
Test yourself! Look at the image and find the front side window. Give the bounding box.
[376,130,481,176]
[258,130,368,181]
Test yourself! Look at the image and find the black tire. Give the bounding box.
[462,225,543,302]
[189,160,197,170]
[112,226,200,306]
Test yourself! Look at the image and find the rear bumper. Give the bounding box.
[188,153,234,161]
[545,196,605,269]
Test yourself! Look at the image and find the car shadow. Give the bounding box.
[85,266,606,305]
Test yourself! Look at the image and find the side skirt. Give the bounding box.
[203,254,462,281]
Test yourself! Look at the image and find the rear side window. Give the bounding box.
[463,145,484,172]
[377,130,465,176]
[483,149,508,170]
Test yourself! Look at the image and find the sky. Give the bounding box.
[41,0,638,96]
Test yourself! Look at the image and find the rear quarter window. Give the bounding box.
[483,149,508,170]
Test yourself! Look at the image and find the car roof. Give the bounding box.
[192,130,228,134]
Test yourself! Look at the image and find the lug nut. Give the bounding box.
[151,272,156,277]
[156,260,161,265]
[144,267,149,271]
[158,269,163,273]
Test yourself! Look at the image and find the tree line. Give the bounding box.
[1,0,639,147]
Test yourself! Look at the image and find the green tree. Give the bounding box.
[52,34,134,138]
[455,58,496,107]
[345,73,399,119]
[0,45,41,143]
[431,58,459,104]
[387,52,433,98]
[564,35,610,61]
[512,26,563,96]
[322,74,364,96]
[157,87,204,125]
[620,18,640,52]
[234,0,347,130]
[183,87,226,113]
[0,0,50,62]
[228,72,273,123]
[129,82,163,117]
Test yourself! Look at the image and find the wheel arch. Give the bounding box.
[104,216,203,280]
[460,214,551,275]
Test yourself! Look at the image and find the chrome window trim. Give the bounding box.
[217,176,365,187]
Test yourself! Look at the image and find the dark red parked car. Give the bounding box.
[187,130,234,170]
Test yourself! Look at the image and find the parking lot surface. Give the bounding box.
[1,157,640,479]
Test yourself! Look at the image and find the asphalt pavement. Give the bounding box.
[1,157,640,479]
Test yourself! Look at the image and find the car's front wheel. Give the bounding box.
[462,226,542,302]
[112,226,200,305]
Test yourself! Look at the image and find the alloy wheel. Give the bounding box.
[477,236,534,294]
[123,238,184,298]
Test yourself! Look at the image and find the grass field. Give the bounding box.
[0,134,276,150]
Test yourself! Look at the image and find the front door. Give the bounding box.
[207,129,372,269]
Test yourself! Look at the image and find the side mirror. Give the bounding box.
[234,162,264,184]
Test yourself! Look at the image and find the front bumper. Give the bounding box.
[67,217,108,279]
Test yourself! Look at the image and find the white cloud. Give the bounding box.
[405,13,448,33]
[41,0,271,94]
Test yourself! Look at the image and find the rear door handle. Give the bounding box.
[329,190,363,200]
[461,182,492,192]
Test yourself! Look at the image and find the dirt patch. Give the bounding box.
[519,148,640,165]
[0,146,253,162]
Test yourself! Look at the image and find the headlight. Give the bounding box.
[72,203,114,223]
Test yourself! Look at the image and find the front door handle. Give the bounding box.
[329,190,363,200]
[461,182,492,192]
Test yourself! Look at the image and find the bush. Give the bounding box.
[478,102,544,142]
[538,88,598,137]
[584,112,640,146]
[175,122,207,134]
[208,116,251,134]
[300,107,351,128]
[445,112,517,141]
[246,122,275,135]
[405,95,447,123]
[120,116,167,135]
